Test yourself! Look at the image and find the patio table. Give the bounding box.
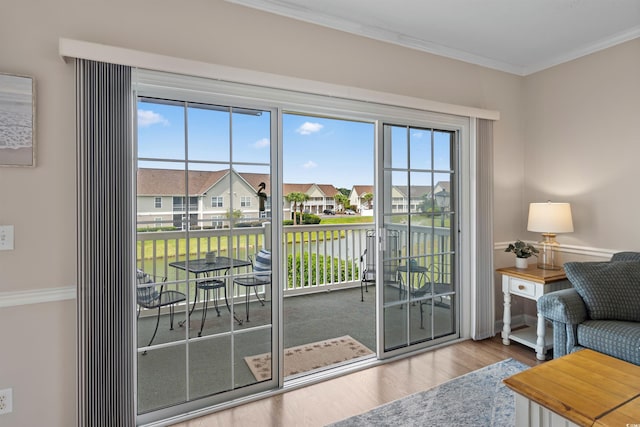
[170,256,252,329]
[396,263,429,297]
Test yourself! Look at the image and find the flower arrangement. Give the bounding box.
[505,240,539,259]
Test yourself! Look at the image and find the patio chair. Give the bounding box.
[136,269,186,350]
[233,249,271,322]
[398,262,453,329]
[360,230,400,301]
[360,230,376,301]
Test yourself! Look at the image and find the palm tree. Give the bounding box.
[299,193,310,218]
[285,192,309,225]
[334,193,349,212]
[361,192,373,209]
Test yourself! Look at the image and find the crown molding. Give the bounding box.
[225,0,526,75]
[227,0,640,77]
[523,25,640,75]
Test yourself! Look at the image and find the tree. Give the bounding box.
[285,192,309,225]
[337,187,350,197]
[334,193,349,211]
[420,195,437,216]
[361,192,373,209]
[225,209,242,219]
[298,193,310,219]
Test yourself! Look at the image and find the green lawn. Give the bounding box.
[320,216,374,225]
[137,235,263,260]
[138,227,346,261]
[320,214,451,227]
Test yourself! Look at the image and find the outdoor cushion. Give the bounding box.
[564,261,640,322]
[254,249,271,281]
[136,269,159,305]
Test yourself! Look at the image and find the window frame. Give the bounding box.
[211,196,223,208]
[133,67,477,426]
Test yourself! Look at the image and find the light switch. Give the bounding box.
[0,225,14,251]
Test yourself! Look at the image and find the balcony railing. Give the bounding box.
[136,221,451,310]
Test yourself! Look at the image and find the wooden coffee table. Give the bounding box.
[504,349,640,426]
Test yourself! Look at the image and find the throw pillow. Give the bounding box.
[564,261,640,322]
[254,249,271,281]
[611,251,640,262]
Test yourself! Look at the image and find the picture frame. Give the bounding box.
[0,72,36,167]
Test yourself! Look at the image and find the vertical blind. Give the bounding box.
[473,118,495,339]
[76,59,134,426]
[73,60,494,423]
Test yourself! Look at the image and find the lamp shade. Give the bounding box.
[527,202,574,233]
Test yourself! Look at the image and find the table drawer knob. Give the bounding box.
[518,285,525,290]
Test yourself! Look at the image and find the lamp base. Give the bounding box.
[537,233,561,270]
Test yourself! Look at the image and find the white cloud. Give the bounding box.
[412,131,424,138]
[254,138,270,148]
[138,109,169,127]
[296,122,323,135]
[303,160,318,169]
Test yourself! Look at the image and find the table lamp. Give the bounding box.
[527,202,574,270]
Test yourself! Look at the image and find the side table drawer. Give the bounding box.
[509,278,536,297]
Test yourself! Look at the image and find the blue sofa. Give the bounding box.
[537,252,640,365]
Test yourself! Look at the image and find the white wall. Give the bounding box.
[497,38,640,319]
[4,0,605,425]
[523,38,640,251]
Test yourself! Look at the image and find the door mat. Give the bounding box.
[244,335,374,381]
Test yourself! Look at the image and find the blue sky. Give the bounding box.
[137,100,451,189]
[282,114,373,188]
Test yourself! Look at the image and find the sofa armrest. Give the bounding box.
[537,288,588,325]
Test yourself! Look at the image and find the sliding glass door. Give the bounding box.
[379,124,458,354]
[135,97,278,416]
[281,112,376,378]
[132,69,467,424]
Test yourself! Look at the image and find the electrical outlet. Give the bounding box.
[0,225,14,251]
[0,388,12,415]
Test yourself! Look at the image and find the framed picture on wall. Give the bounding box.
[0,72,36,167]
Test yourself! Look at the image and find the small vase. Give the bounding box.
[515,257,528,269]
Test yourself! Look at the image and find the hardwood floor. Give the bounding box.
[171,336,543,427]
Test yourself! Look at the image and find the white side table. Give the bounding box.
[497,265,571,360]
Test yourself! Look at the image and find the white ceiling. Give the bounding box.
[226,0,640,75]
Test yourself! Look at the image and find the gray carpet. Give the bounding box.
[328,358,529,427]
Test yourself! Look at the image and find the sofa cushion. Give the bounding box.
[577,320,640,365]
[564,261,640,321]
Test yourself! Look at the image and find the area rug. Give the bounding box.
[245,335,374,381]
[329,358,529,427]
